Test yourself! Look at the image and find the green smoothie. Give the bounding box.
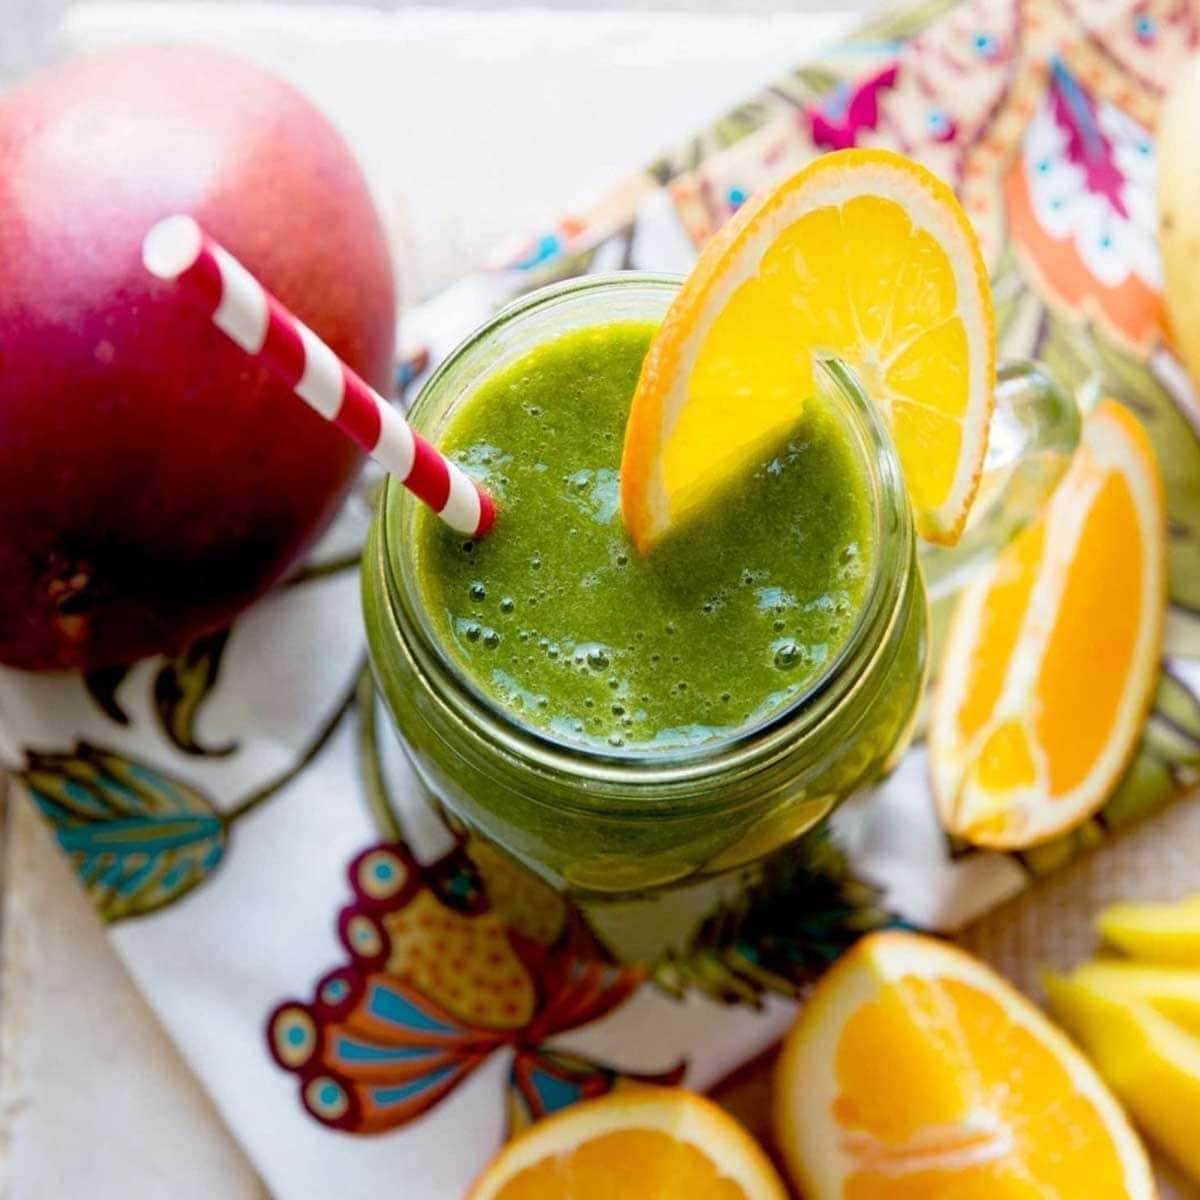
[412,320,876,753]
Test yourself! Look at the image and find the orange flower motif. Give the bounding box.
[1005,58,1162,349]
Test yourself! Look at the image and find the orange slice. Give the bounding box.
[621,148,995,551]
[930,400,1166,848]
[468,1087,787,1200]
[774,931,1157,1200]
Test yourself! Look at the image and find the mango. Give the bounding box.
[1098,895,1200,964]
[1047,971,1200,1183]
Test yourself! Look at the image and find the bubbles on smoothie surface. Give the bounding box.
[563,466,620,525]
[414,320,875,750]
[773,639,802,670]
[756,585,797,614]
[580,644,609,670]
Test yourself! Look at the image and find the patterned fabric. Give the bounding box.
[496,0,1200,907]
[0,1,1198,1193]
[266,840,682,1135]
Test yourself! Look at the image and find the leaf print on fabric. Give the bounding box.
[18,743,226,921]
[17,667,358,923]
[83,663,132,726]
[240,0,1200,1148]
[652,830,889,1006]
[1143,669,1200,780]
[153,627,237,757]
[1102,747,1186,829]
[505,1046,685,1135]
[283,550,364,590]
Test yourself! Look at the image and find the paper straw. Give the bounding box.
[142,215,496,538]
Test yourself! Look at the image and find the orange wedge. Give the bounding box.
[930,400,1166,848]
[774,931,1157,1200]
[621,148,995,551]
[467,1087,787,1200]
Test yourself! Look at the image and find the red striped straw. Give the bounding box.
[142,215,496,539]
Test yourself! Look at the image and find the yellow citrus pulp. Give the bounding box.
[467,1087,787,1200]
[774,931,1156,1199]
[620,147,996,552]
[1048,894,1200,1185]
[930,400,1166,848]
[1097,894,1200,964]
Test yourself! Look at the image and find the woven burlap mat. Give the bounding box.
[713,793,1200,1199]
[959,794,1200,1199]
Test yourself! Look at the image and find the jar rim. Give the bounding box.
[377,271,914,803]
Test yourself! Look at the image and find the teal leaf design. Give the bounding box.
[84,664,132,726]
[18,743,226,922]
[154,628,237,757]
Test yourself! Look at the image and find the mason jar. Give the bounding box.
[362,273,1077,920]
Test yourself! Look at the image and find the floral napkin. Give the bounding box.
[3,1,1200,1196]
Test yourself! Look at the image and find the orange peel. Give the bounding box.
[621,148,996,552]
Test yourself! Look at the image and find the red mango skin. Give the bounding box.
[0,45,396,670]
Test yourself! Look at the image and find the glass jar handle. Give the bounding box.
[920,359,1081,601]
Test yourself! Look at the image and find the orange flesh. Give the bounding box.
[1035,470,1142,798]
[955,524,1045,741]
[834,975,1134,1199]
[974,720,1037,793]
[664,198,971,518]
[491,1129,754,1199]
[934,400,1165,844]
